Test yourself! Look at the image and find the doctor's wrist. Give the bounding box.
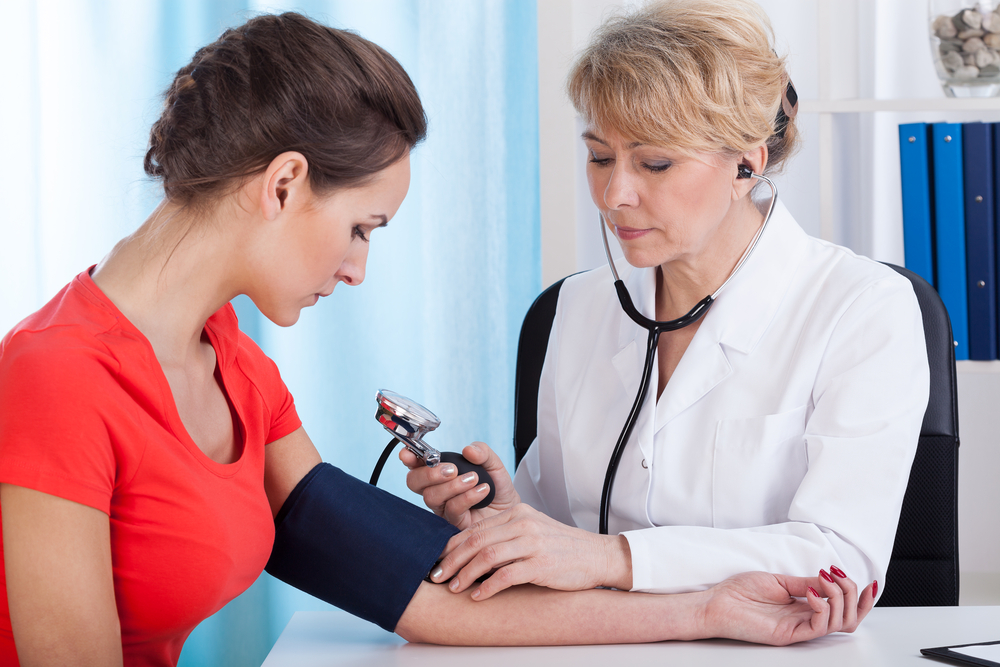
[601,534,634,591]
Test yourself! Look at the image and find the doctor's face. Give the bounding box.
[584,127,744,270]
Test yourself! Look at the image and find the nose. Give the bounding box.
[336,243,368,286]
[602,162,640,210]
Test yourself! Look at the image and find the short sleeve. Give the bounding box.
[0,335,119,513]
[232,329,301,444]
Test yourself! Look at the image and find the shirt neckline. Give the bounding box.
[77,266,248,478]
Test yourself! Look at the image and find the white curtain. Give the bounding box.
[1,1,540,665]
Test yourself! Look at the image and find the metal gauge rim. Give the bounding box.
[376,389,441,430]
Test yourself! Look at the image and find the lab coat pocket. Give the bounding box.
[712,405,808,529]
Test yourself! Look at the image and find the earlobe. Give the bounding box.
[260,152,310,221]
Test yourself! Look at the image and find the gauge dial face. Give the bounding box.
[376,389,440,430]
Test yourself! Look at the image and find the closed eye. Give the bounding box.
[588,150,613,167]
[352,225,369,242]
[642,161,671,174]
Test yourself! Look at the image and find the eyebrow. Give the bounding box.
[370,214,389,227]
[581,131,644,150]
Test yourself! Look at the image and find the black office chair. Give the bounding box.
[512,263,959,606]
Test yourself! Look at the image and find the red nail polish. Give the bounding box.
[808,586,820,598]
[830,566,847,578]
[872,581,878,598]
[820,569,834,583]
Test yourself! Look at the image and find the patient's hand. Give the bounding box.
[703,569,875,645]
[401,441,519,530]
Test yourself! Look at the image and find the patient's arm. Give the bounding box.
[2,484,123,667]
[396,568,874,647]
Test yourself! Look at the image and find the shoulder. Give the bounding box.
[552,264,624,327]
[0,280,126,390]
[797,235,919,319]
[0,281,131,511]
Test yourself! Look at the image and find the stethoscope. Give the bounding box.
[367,166,776,528]
[596,164,778,535]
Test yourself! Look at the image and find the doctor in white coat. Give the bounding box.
[404,0,929,606]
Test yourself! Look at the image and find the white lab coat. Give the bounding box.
[513,200,930,595]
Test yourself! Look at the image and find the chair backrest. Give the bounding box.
[877,263,960,606]
[512,265,959,606]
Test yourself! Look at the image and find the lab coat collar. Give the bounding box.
[611,199,806,427]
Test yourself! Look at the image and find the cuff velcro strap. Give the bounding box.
[265,462,459,632]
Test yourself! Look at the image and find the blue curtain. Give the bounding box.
[1,2,539,665]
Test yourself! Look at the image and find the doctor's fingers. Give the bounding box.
[437,504,545,562]
[460,442,507,475]
[436,510,553,584]
[403,457,461,495]
[398,448,426,470]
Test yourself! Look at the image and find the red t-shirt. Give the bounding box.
[0,269,302,666]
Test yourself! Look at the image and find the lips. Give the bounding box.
[614,224,652,241]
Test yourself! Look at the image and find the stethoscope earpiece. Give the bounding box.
[737,164,754,179]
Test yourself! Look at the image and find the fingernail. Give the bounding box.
[430,567,443,581]
[471,588,481,599]
[820,569,834,583]
[461,473,476,484]
[808,586,820,598]
[475,483,489,493]
[441,464,456,477]
[449,579,460,592]
[469,444,482,454]
[872,580,878,598]
[830,565,847,579]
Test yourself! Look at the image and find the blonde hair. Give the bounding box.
[568,0,798,173]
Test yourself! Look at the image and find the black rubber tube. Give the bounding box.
[369,437,401,486]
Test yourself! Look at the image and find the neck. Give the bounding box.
[655,197,765,321]
[91,199,248,365]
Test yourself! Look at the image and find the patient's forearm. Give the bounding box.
[395,581,706,645]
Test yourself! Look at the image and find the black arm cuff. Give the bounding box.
[265,462,459,632]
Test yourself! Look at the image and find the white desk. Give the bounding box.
[262,605,1000,666]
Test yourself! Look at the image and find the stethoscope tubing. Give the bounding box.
[597,172,778,535]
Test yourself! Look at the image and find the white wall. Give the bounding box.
[537,0,1000,599]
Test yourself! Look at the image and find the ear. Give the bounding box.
[732,144,769,201]
[259,152,310,221]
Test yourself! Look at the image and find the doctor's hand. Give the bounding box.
[400,441,519,531]
[702,569,876,645]
[428,503,632,597]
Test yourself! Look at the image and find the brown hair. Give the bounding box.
[144,12,426,205]
[568,0,797,174]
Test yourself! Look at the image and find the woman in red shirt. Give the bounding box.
[0,11,872,666]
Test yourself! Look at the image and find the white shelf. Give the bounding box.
[800,98,1000,114]
[957,360,1000,373]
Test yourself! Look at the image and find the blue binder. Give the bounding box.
[932,123,969,361]
[993,123,1000,357]
[899,123,935,287]
[962,122,997,360]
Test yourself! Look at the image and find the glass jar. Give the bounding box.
[930,0,1000,97]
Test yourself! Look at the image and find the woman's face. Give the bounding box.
[584,128,742,270]
[256,154,411,326]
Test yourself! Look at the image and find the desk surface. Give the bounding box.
[262,605,1000,666]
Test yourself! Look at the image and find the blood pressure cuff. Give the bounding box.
[265,462,459,632]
